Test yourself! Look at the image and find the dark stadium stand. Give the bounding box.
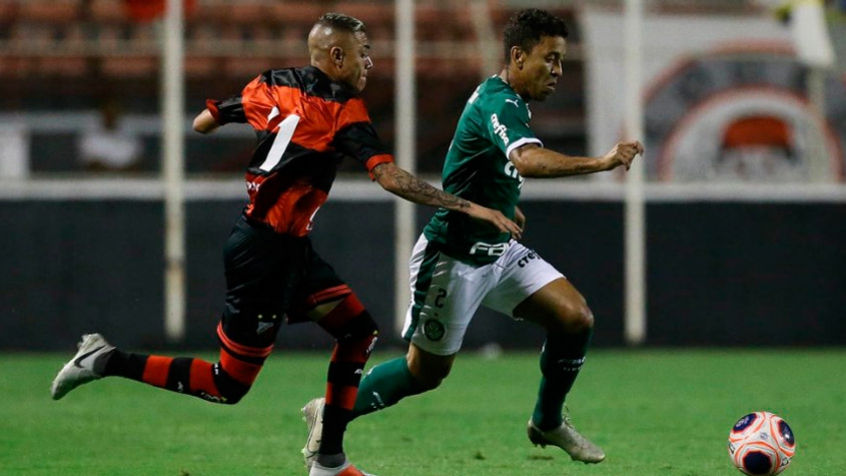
[0,0,583,173]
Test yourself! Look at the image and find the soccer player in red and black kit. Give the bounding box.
[50,12,521,476]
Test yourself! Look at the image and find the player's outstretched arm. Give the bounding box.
[372,162,522,239]
[510,141,644,178]
[192,109,220,134]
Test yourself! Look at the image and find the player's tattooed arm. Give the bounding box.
[372,162,468,210]
[372,162,522,238]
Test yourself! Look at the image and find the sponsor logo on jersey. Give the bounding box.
[490,113,509,146]
[469,241,509,257]
[505,98,520,108]
[504,161,524,187]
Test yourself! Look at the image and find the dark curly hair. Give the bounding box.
[502,9,569,63]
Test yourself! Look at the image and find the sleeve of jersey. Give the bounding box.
[484,98,543,160]
[206,96,245,125]
[206,74,276,129]
[333,100,394,179]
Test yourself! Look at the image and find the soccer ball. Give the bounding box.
[728,411,795,475]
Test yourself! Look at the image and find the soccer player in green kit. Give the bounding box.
[303,8,643,467]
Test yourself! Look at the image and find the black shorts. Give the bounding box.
[220,215,353,348]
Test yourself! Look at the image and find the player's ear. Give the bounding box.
[330,46,345,68]
[510,46,524,69]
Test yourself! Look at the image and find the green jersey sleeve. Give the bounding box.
[480,93,543,159]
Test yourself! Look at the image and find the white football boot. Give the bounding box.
[302,398,377,475]
[51,333,115,400]
[527,410,605,464]
[301,397,325,470]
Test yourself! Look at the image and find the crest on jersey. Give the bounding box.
[422,319,446,341]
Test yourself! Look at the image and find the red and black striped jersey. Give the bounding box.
[206,65,394,236]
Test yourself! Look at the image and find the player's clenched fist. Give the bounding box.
[602,141,644,171]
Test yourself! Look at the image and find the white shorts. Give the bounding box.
[402,234,564,355]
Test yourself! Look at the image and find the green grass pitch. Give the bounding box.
[1,349,844,475]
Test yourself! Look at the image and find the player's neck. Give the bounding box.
[499,68,529,102]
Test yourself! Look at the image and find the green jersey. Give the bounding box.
[423,76,542,265]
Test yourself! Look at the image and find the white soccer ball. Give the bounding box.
[728,411,796,475]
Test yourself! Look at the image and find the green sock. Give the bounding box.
[532,329,592,431]
[351,357,425,420]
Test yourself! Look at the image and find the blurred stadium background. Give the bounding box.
[1,0,845,352]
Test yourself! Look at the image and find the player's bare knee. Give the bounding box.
[569,303,594,333]
[556,301,594,334]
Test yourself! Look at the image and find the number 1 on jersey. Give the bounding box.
[259,113,300,172]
